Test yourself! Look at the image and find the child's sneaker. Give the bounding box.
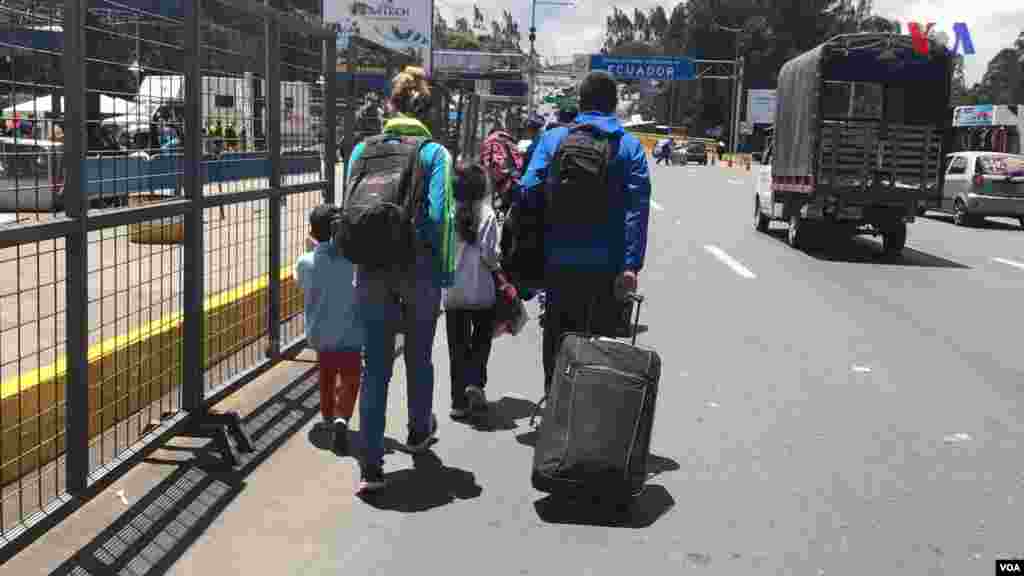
[405,414,438,453]
[332,418,349,455]
[358,465,387,494]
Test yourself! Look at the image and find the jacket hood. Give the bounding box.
[575,112,625,136]
[383,115,433,138]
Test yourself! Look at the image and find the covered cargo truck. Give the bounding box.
[754,33,953,255]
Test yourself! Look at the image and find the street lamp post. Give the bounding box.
[527,0,574,119]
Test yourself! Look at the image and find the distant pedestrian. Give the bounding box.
[522,112,546,168]
[293,205,365,455]
[654,137,673,165]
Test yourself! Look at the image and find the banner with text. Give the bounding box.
[325,0,433,74]
[747,89,776,125]
[589,55,695,81]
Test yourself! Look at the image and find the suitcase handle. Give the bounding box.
[583,291,645,345]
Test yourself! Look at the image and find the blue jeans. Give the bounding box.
[356,252,442,468]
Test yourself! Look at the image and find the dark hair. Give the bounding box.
[308,204,337,243]
[578,71,618,114]
[454,162,488,245]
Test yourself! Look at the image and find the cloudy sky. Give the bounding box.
[434,0,1023,86]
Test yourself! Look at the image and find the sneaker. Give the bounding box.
[332,418,349,454]
[465,386,487,412]
[405,414,438,453]
[358,465,387,494]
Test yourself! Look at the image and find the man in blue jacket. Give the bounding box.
[519,70,652,393]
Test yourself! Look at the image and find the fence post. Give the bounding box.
[63,0,89,493]
[182,0,205,411]
[324,39,338,205]
[266,19,282,362]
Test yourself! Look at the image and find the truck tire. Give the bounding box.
[787,215,804,249]
[953,199,973,227]
[754,196,769,233]
[882,222,907,256]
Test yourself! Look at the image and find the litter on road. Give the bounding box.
[943,432,972,444]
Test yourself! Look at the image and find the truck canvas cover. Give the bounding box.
[774,34,952,182]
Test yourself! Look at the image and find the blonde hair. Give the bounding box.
[390,66,432,119]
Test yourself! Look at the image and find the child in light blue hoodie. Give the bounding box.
[294,204,365,455]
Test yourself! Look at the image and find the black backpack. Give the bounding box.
[544,124,616,230]
[333,135,429,268]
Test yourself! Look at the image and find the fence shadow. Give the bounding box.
[47,367,326,576]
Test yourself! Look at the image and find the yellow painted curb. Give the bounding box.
[0,265,304,485]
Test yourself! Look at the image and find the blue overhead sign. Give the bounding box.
[589,55,695,81]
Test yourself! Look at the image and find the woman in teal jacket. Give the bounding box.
[349,66,456,494]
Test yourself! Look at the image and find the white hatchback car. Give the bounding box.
[935,152,1024,227]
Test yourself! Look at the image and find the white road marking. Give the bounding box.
[727,179,744,185]
[851,365,872,373]
[703,245,756,279]
[992,257,1024,271]
[650,199,664,212]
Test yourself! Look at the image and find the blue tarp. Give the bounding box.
[82,153,321,196]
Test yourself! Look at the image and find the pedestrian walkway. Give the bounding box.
[4,299,683,576]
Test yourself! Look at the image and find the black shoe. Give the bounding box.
[357,464,387,494]
[450,404,470,420]
[465,386,487,413]
[405,414,438,453]
[332,418,349,455]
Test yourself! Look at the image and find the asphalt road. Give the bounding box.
[15,160,1024,574]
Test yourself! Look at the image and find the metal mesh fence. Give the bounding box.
[0,0,70,538]
[202,199,269,393]
[0,0,334,545]
[0,236,67,534]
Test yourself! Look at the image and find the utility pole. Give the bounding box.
[713,19,745,155]
[527,0,575,118]
[732,55,743,155]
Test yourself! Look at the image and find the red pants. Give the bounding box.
[318,351,361,421]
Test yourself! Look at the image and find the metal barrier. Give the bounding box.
[0,0,336,554]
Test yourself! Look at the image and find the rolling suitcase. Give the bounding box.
[531,293,661,504]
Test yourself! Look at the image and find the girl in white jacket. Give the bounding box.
[445,163,501,419]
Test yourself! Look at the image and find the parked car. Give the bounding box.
[670,141,688,165]
[685,141,708,165]
[926,151,1024,226]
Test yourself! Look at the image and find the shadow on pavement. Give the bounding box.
[533,484,675,528]
[468,396,538,432]
[357,451,482,513]
[924,212,1023,231]
[47,368,325,576]
[766,229,969,268]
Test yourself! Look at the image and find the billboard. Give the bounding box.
[747,89,776,125]
[954,105,995,127]
[325,0,433,73]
